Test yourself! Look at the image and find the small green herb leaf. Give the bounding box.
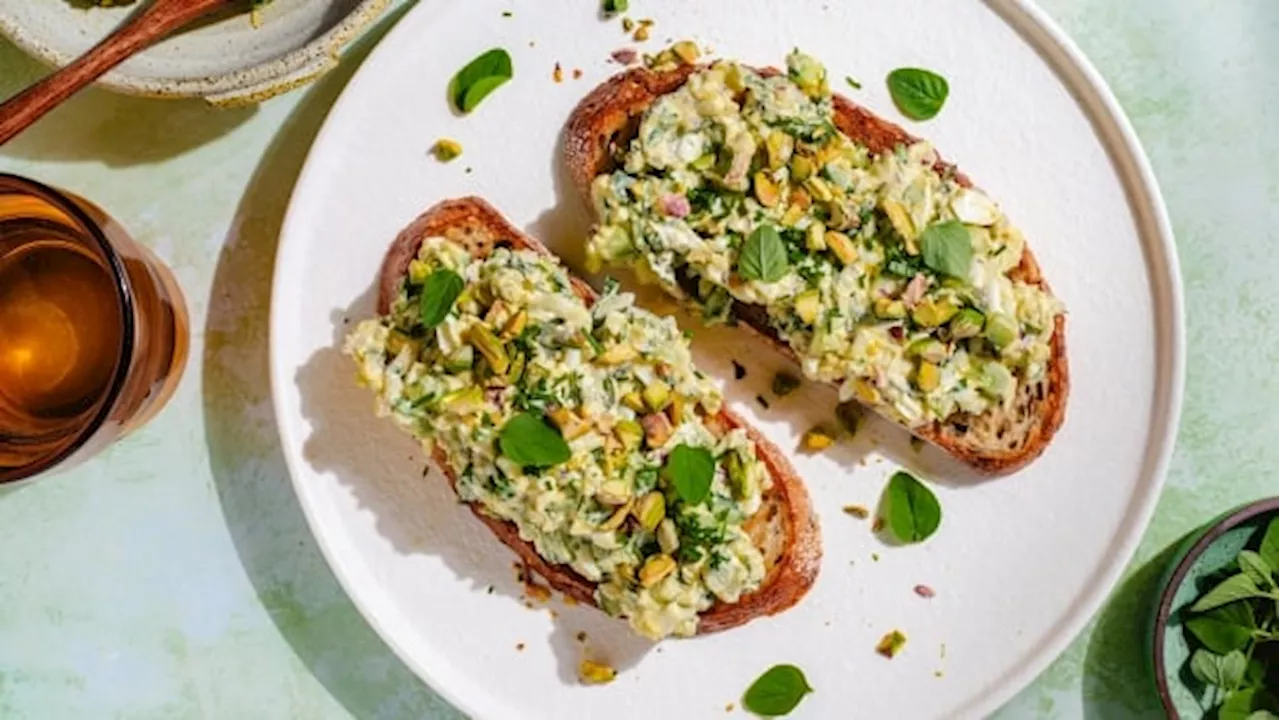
[1220,688,1272,720]
[419,269,465,329]
[1190,573,1266,613]
[1186,601,1255,654]
[663,444,714,505]
[742,664,813,717]
[498,412,570,468]
[844,76,862,90]
[449,48,513,114]
[1218,649,1249,690]
[1260,517,1278,573]
[1238,550,1274,589]
[1190,648,1224,687]
[738,224,789,283]
[886,67,949,121]
[883,471,942,543]
[919,220,973,278]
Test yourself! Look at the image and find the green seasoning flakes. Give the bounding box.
[344,237,771,640]
[584,51,1063,430]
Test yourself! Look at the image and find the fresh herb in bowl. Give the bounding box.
[1181,516,1278,718]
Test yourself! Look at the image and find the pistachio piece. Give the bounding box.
[765,130,795,170]
[825,230,857,265]
[431,138,462,162]
[948,308,984,339]
[789,155,814,182]
[407,259,430,284]
[639,553,677,587]
[599,501,633,531]
[501,309,528,339]
[642,379,672,411]
[980,361,1014,400]
[853,378,881,405]
[386,329,423,357]
[910,297,959,328]
[882,198,916,242]
[753,171,781,207]
[873,297,907,319]
[634,491,665,531]
[656,518,680,554]
[441,387,485,414]
[723,451,751,499]
[804,176,833,202]
[549,406,590,440]
[621,390,645,412]
[671,40,700,65]
[801,426,835,451]
[793,290,822,325]
[597,342,639,365]
[504,350,526,384]
[613,419,644,450]
[915,361,941,392]
[640,412,673,448]
[805,221,827,251]
[906,338,948,364]
[984,313,1018,349]
[578,659,617,685]
[467,324,510,374]
[597,480,632,506]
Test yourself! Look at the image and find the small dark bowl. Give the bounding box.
[1149,497,1278,717]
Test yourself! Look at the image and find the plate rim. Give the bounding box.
[267,0,1186,716]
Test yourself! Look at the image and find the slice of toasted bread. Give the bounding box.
[563,64,1068,475]
[375,197,821,635]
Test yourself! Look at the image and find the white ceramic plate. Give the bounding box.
[0,0,388,103]
[269,1,1183,717]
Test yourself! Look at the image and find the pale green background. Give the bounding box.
[0,0,1275,717]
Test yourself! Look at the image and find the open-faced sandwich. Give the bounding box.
[344,198,820,640]
[564,50,1068,474]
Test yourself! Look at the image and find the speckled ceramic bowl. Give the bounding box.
[1150,497,1279,717]
[0,0,390,105]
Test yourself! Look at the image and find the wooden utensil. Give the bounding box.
[0,0,240,145]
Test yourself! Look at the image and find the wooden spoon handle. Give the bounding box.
[0,0,229,145]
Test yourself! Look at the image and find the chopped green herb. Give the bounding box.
[742,664,813,717]
[844,76,861,90]
[602,0,628,13]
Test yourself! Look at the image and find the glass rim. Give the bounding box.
[0,173,138,484]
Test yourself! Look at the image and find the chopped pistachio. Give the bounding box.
[883,199,915,242]
[640,412,673,447]
[639,553,676,587]
[805,221,827,251]
[906,338,948,364]
[983,312,1018,349]
[842,504,870,518]
[873,297,907,319]
[431,138,462,162]
[657,518,680,554]
[876,630,908,658]
[467,324,510,374]
[825,230,857,265]
[852,378,881,405]
[407,259,430,284]
[793,289,822,325]
[597,480,632,505]
[915,361,941,392]
[549,406,590,440]
[753,171,780,207]
[633,25,650,42]
[671,40,700,65]
[911,297,959,328]
[621,17,635,31]
[500,309,528,339]
[621,390,645,412]
[724,451,751,499]
[948,308,984,339]
[765,130,795,169]
[613,419,644,450]
[790,155,814,182]
[579,659,617,684]
[801,426,835,452]
[634,491,665,531]
[642,379,672,411]
[598,501,632,531]
[597,342,639,365]
[441,387,485,414]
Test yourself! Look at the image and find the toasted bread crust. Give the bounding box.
[376,197,820,635]
[563,64,1069,475]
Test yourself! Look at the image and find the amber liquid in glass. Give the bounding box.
[0,223,124,459]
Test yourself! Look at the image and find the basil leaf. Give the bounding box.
[498,412,570,468]
[1219,649,1248,690]
[419,269,464,329]
[883,471,941,543]
[738,224,789,283]
[1220,689,1272,720]
[1189,648,1224,687]
[919,220,973,278]
[886,67,949,121]
[449,48,513,114]
[1186,601,1255,654]
[1261,517,1278,574]
[1238,550,1274,589]
[742,664,813,717]
[663,444,714,505]
[1190,573,1267,613]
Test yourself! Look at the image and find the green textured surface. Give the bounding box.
[0,1,1275,718]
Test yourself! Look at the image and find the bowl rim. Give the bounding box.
[0,0,391,102]
[1152,496,1279,717]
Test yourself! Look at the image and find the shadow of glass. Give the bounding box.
[200,3,467,718]
[0,38,256,166]
[1079,536,1188,719]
